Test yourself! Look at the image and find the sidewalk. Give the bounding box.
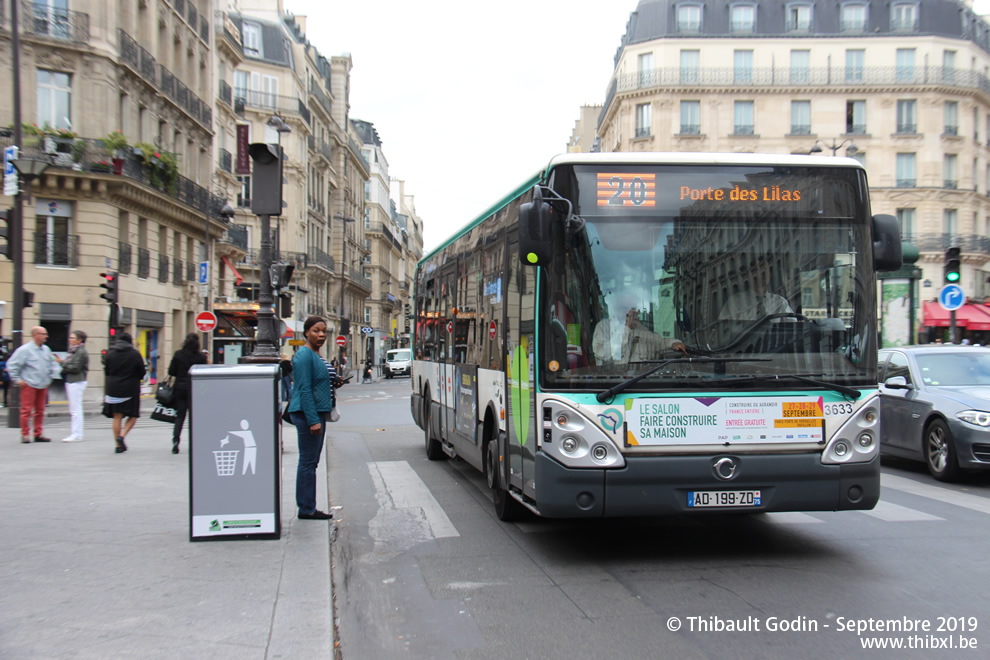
[0,413,335,658]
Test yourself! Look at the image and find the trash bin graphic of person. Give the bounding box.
[231,419,256,475]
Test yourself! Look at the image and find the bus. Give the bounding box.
[411,153,901,520]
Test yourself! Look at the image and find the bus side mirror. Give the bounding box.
[872,214,902,272]
[519,185,553,266]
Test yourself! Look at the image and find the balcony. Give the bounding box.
[634,126,651,138]
[891,17,919,32]
[846,124,867,135]
[219,80,233,107]
[307,247,335,273]
[308,79,332,117]
[118,242,132,275]
[789,125,812,135]
[908,233,990,253]
[679,124,701,135]
[219,148,232,173]
[138,248,150,279]
[840,19,867,33]
[158,255,169,283]
[219,224,248,251]
[896,179,916,188]
[943,126,959,137]
[173,257,184,285]
[33,233,78,267]
[944,179,958,189]
[733,125,755,136]
[18,1,90,45]
[785,18,812,32]
[897,123,918,134]
[233,88,306,118]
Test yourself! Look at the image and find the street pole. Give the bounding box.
[245,213,279,361]
[7,0,24,428]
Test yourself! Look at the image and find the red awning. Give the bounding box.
[221,255,243,286]
[923,302,990,330]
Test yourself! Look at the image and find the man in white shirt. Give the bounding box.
[592,302,686,364]
[719,258,794,322]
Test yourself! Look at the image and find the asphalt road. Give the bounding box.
[329,377,990,659]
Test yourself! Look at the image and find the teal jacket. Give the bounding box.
[288,346,334,427]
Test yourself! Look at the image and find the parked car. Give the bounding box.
[878,345,990,481]
[385,348,411,378]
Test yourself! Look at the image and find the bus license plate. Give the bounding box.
[688,490,762,508]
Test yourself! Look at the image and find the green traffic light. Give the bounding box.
[946,272,960,282]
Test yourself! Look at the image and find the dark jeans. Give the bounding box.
[290,411,327,515]
[172,388,189,444]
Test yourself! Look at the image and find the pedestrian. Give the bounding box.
[286,316,335,520]
[5,326,57,443]
[102,332,146,453]
[279,352,293,402]
[59,329,90,442]
[362,358,373,384]
[0,347,10,407]
[167,333,207,454]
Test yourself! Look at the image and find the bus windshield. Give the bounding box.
[543,164,876,391]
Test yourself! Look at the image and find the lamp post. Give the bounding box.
[205,202,235,360]
[6,158,50,428]
[810,138,859,157]
[265,115,291,259]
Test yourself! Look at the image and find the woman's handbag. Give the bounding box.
[156,378,175,406]
[150,402,177,424]
[329,405,340,422]
[281,403,293,424]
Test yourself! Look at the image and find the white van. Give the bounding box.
[385,348,411,378]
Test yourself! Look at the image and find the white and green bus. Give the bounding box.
[411,153,901,520]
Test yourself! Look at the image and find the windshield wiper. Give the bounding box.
[596,357,771,403]
[719,374,861,401]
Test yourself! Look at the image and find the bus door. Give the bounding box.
[437,261,458,441]
[505,238,537,499]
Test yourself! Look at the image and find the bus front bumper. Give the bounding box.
[532,452,880,518]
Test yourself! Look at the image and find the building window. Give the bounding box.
[790,101,811,135]
[944,154,958,189]
[36,69,71,130]
[841,3,867,32]
[846,100,866,134]
[896,153,916,187]
[786,4,812,32]
[896,100,917,133]
[677,5,702,32]
[680,101,700,135]
[896,209,915,241]
[680,50,700,84]
[730,5,755,33]
[637,52,654,86]
[943,50,956,84]
[891,3,918,32]
[943,209,957,240]
[790,50,810,84]
[242,22,262,57]
[635,103,652,138]
[34,200,74,267]
[944,101,959,136]
[896,49,916,82]
[734,50,753,83]
[364,307,371,324]
[974,107,980,142]
[236,175,251,207]
[845,49,865,83]
[734,101,754,135]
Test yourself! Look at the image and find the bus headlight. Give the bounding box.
[540,400,625,469]
[822,393,881,465]
[592,445,608,461]
[858,432,873,448]
[561,437,578,453]
[834,442,849,457]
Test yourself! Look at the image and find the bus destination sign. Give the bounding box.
[597,172,802,208]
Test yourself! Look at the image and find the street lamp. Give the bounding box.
[810,138,859,157]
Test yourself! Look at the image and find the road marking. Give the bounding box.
[859,500,943,522]
[882,473,990,516]
[369,461,459,538]
[765,512,824,524]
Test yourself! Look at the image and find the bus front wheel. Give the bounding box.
[424,392,446,461]
[486,438,524,521]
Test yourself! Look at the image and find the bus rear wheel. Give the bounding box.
[486,437,524,521]
[424,392,446,461]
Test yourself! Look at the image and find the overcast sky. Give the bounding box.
[284,0,990,252]
[283,0,635,251]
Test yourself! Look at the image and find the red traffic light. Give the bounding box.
[109,327,117,336]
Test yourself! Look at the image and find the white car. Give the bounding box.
[385,348,411,378]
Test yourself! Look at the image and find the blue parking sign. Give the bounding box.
[198,262,209,284]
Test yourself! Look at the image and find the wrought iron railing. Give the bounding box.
[237,249,307,270]
[219,80,232,106]
[186,261,196,282]
[138,248,150,279]
[158,255,169,283]
[733,125,755,135]
[905,233,990,253]
[118,242,132,275]
[219,224,248,251]
[790,125,812,135]
[308,79,332,116]
[219,148,232,173]
[186,1,197,29]
[896,179,917,188]
[33,232,78,267]
[21,1,89,45]
[199,14,209,42]
[679,124,700,135]
[173,257,184,285]
[634,126,651,138]
[897,123,918,133]
[307,247,334,272]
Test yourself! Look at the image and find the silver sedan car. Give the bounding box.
[878,345,990,481]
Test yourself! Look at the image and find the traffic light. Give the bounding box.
[270,262,295,289]
[944,247,961,284]
[0,209,10,259]
[100,271,119,304]
[279,291,293,317]
[22,290,34,308]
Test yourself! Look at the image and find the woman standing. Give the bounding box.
[59,330,89,442]
[103,332,146,453]
[167,333,207,454]
[286,316,335,520]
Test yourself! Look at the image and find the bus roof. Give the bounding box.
[419,152,864,266]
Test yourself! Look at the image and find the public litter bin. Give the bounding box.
[189,364,282,541]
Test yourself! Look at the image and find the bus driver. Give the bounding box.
[592,295,687,364]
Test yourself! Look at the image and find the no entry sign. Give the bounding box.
[334,335,347,347]
[195,311,218,332]
[488,320,497,340]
